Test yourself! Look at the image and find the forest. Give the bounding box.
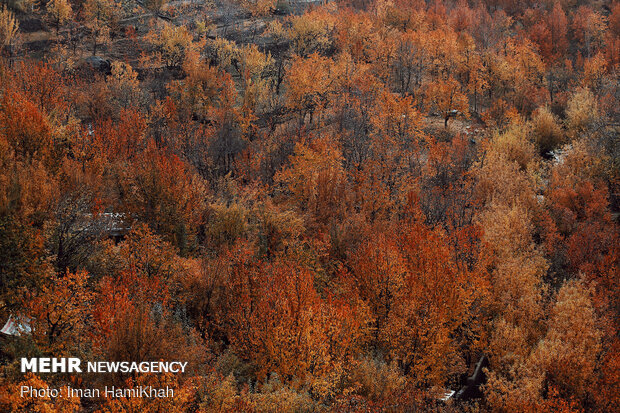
[0,0,618,411]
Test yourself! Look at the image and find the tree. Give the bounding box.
[287,8,335,57]
[424,76,468,128]
[0,214,51,313]
[143,0,168,17]
[168,49,222,121]
[369,90,423,153]
[531,105,563,155]
[581,52,606,93]
[548,1,568,61]
[285,53,333,128]
[51,189,109,274]
[572,6,607,58]
[501,39,546,115]
[0,89,54,163]
[476,118,549,412]
[275,136,348,227]
[532,278,602,400]
[386,211,486,389]
[0,5,18,58]
[528,3,569,64]
[237,0,276,17]
[88,225,206,379]
[349,234,405,352]
[334,8,378,63]
[390,30,429,98]
[82,0,120,56]
[148,24,195,68]
[542,142,618,313]
[210,251,368,400]
[25,270,93,353]
[464,47,488,113]
[0,87,58,311]
[47,0,72,37]
[107,61,143,112]
[114,144,207,255]
[565,87,599,138]
[528,21,552,62]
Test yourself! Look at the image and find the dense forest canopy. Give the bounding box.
[0,0,618,411]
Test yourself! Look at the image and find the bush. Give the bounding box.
[531,106,563,156]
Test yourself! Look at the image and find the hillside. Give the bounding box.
[0,0,619,412]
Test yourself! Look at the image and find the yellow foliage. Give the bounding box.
[565,87,599,138]
[0,5,18,48]
[206,202,247,246]
[284,53,333,121]
[47,0,72,28]
[211,37,239,69]
[490,123,538,171]
[288,9,335,56]
[274,137,347,223]
[475,123,539,209]
[107,61,142,110]
[532,278,602,399]
[581,52,607,91]
[346,357,407,403]
[149,24,195,68]
[531,106,564,154]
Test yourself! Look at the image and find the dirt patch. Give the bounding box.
[423,115,487,142]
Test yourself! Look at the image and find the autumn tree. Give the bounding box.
[287,8,335,57]
[572,6,607,58]
[106,61,144,113]
[285,53,333,128]
[349,234,405,352]
[275,136,349,228]
[360,207,486,390]
[390,30,429,98]
[424,76,468,128]
[0,211,51,312]
[565,87,599,138]
[532,278,602,401]
[531,105,563,155]
[46,0,72,36]
[0,72,60,313]
[476,119,549,412]
[237,0,276,17]
[167,49,222,122]
[0,87,59,167]
[0,5,18,58]
[199,244,369,400]
[82,0,121,56]
[88,225,206,382]
[25,270,92,353]
[548,1,569,61]
[148,23,195,68]
[113,143,207,255]
[542,141,617,309]
[143,0,168,17]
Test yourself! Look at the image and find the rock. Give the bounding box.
[454,355,488,401]
[83,56,112,74]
